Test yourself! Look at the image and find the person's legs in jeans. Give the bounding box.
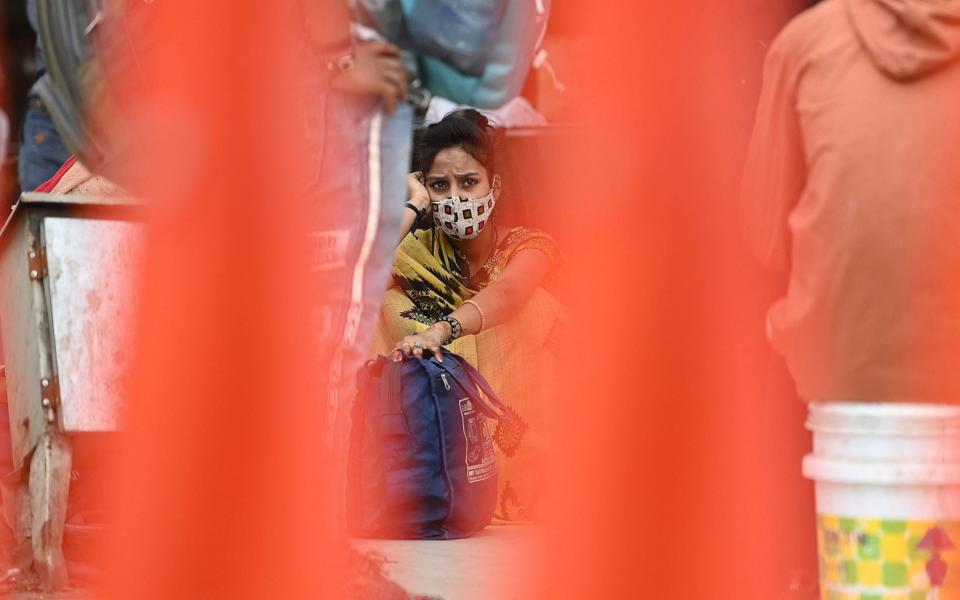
[305,91,413,518]
[329,101,412,456]
[18,103,70,193]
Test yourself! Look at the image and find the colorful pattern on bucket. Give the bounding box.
[818,515,960,600]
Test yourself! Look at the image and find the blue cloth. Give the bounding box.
[401,0,548,108]
[26,0,46,93]
[18,105,70,192]
[404,0,507,76]
[21,0,70,192]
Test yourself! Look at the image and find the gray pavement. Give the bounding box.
[1,526,542,599]
[5,593,88,599]
[352,525,544,600]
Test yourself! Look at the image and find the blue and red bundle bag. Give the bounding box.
[347,349,508,539]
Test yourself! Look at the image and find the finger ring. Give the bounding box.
[413,342,424,349]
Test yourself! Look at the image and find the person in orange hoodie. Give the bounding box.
[742,0,960,404]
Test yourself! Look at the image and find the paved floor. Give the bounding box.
[1,526,542,599]
[352,525,545,600]
[5,592,88,599]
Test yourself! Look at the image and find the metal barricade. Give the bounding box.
[0,191,143,589]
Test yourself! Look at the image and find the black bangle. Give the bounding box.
[438,316,462,344]
[405,202,428,231]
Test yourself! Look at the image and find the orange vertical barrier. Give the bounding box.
[0,4,12,577]
[101,2,344,597]
[540,2,815,598]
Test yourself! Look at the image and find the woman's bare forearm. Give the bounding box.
[397,207,419,246]
[399,173,431,247]
[447,250,550,334]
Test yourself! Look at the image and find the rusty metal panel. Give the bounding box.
[41,217,142,432]
[0,212,52,467]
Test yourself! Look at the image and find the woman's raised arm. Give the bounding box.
[398,172,431,246]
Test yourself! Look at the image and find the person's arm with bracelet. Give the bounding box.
[399,172,431,244]
[302,1,351,51]
[302,2,408,112]
[393,249,550,361]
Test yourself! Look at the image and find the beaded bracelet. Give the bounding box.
[437,316,462,344]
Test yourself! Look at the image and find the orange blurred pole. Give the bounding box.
[102,2,345,597]
[541,2,813,598]
[86,0,824,597]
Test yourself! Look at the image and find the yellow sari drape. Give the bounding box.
[370,226,567,522]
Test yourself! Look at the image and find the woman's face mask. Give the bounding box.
[432,175,500,240]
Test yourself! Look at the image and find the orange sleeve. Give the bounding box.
[740,32,808,272]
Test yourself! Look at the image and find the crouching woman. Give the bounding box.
[370,109,566,521]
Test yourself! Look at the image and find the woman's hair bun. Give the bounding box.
[449,108,491,131]
[414,108,500,175]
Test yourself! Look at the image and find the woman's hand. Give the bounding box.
[331,41,408,113]
[392,323,451,362]
[407,171,430,211]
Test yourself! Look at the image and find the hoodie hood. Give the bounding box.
[846,0,960,80]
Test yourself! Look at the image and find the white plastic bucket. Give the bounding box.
[803,402,960,600]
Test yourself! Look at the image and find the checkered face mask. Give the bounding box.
[431,177,500,240]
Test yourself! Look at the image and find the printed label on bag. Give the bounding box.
[459,398,496,483]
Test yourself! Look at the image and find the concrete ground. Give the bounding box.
[5,592,87,599]
[352,525,545,600]
[1,525,542,599]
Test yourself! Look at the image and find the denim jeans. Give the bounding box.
[303,89,413,508]
[18,104,70,193]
